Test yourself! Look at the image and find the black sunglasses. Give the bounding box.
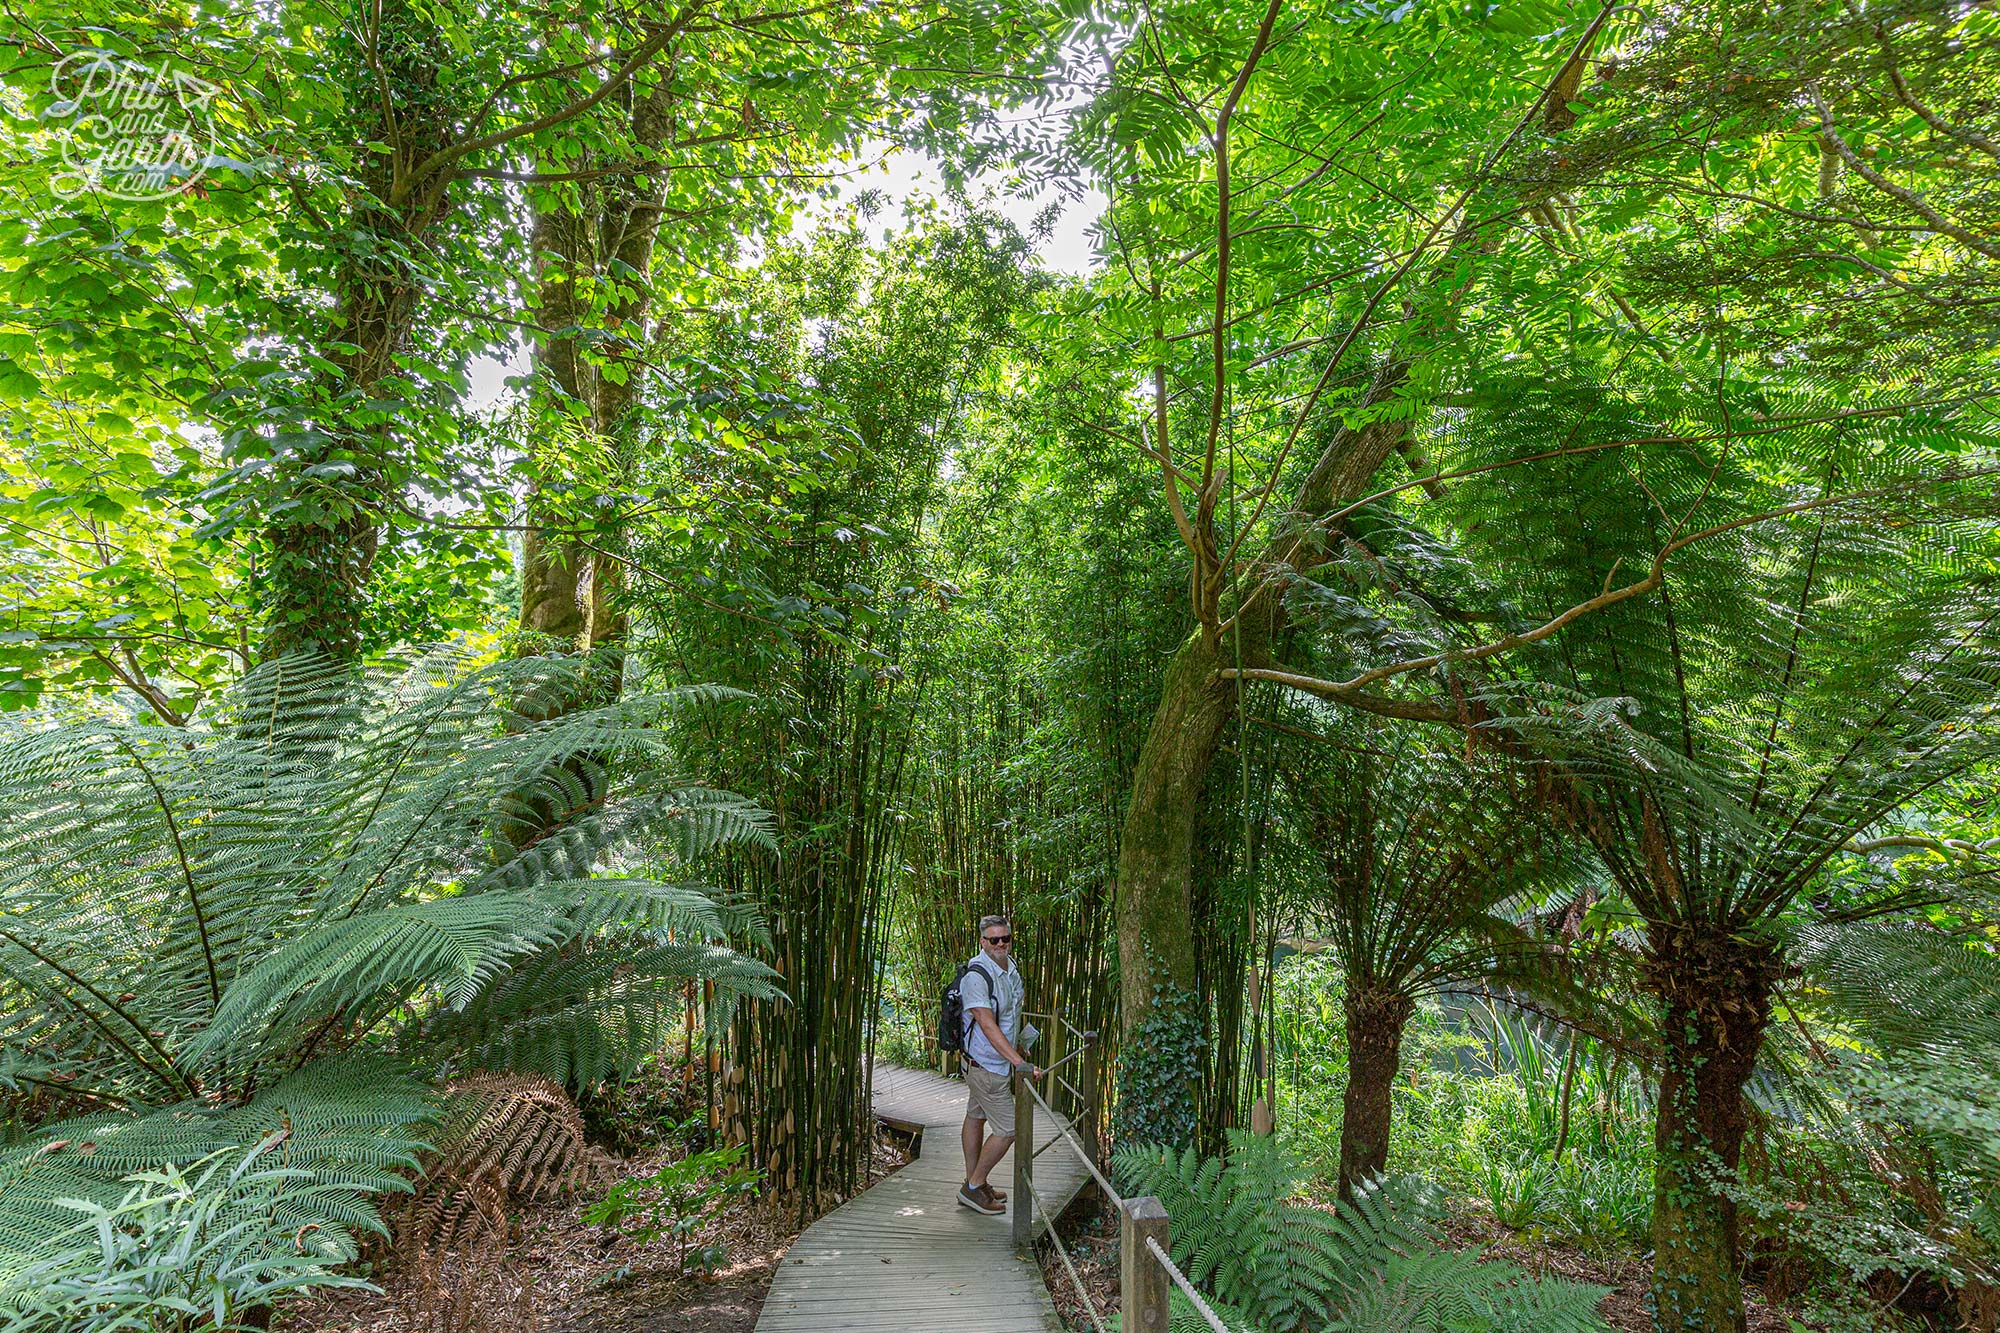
[984,933,1012,945]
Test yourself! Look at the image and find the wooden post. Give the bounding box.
[1012,1062,1034,1250]
[1084,1031,1102,1181]
[1120,1196,1171,1333]
[1046,1017,1065,1114]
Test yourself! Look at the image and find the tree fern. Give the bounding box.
[1114,1132,1610,1332]
[1258,711,1587,1195]
[0,1057,433,1293]
[0,1142,378,1333]
[0,653,776,1322]
[1380,357,2000,1326]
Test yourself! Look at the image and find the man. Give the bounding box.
[957,914,1039,1215]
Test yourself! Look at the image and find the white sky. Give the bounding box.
[464,150,1104,408]
[792,142,1105,276]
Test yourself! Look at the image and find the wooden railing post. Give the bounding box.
[1012,1063,1035,1250]
[1084,1031,1102,1180]
[1048,1018,1066,1113]
[1120,1196,1171,1332]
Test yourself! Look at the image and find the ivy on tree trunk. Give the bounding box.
[1338,985,1415,1201]
[1645,924,1779,1333]
[259,7,459,661]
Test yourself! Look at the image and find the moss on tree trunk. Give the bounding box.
[1339,985,1414,1200]
[1645,924,1778,1333]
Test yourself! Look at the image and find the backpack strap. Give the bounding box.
[960,957,1003,1037]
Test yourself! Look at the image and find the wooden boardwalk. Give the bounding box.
[753,1061,1093,1333]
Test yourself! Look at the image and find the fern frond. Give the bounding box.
[0,1058,431,1290]
[1333,1242,1610,1333]
[425,937,775,1086]
[1116,1135,1609,1332]
[0,1143,375,1331]
[196,894,568,1063]
[396,1073,586,1266]
[1794,920,2000,1055]
[539,877,730,941]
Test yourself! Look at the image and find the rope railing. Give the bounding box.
[1007,1035,1226,1333]
[1144,1235,1238,1333]
[1022,1072,1122,1203]
[1021,1168,1111,1333]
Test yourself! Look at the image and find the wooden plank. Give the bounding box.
[749,1061,1090,1333]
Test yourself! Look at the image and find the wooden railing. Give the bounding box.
[1010,1047,1236,1333]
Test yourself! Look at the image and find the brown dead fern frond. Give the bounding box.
[410,1242,540,1333]
[403,1173,507,1269]
[395,1073,586,1264]
[441,1073,586,1202]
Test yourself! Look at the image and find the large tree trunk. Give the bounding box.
[260,510,381,661]
[1338,984,1414,1200]
[1113,633,1236,1142]
[518,201,596,658]
[574,82,672,672]
[505,182,621,852]
[259,9,457,662]
[1644,923,1779,1333]
[517,79,674,693]
[1113,383,1412,1135]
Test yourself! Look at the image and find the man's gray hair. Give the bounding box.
[978,914,1011,935]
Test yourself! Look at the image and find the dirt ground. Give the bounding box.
[1038,1197,1122,1331]
[1439,1209,1806,1333]
[283,1135,910,1333]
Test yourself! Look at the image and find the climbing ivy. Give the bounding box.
[1114,978,1204,1154]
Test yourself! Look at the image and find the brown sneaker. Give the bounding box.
[957,1182,1003,1215]
[987,1184,1008,1203]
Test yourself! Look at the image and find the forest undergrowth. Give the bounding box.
[281,1056,910,1333]
[1029,1193,1807,1333]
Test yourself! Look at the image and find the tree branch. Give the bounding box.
[396,8,701,205]
[1204,0,1288,507]
[1219,465,1999,703]
[1874,25,1999,162]
[92,649,188,727]
[1810,83,2000,260]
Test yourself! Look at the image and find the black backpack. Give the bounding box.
[935,958,1000,1055]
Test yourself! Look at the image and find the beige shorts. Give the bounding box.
[963,1064,1016,1137]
